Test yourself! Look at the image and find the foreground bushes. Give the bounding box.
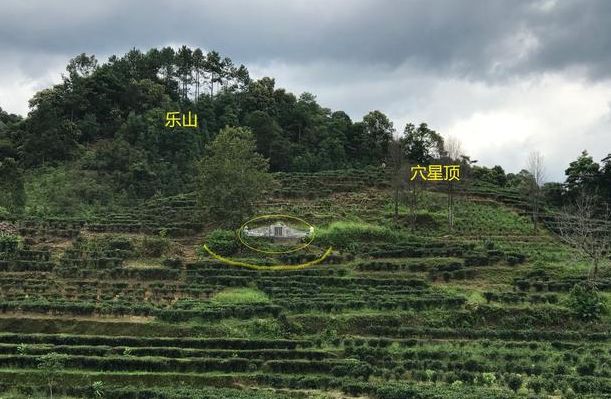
[203,229,238,256]
[0,233,21,253]
[567,282,608,321]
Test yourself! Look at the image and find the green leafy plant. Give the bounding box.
[138,234,171,257]
[505,373,523,392]
[566,282,608,321]
[0,233,21,253]
[91,381,104,398]
[37,352,66,399]
[16,343,29,356]
[204,229,239,256]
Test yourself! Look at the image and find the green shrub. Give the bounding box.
[138,234,171,257]
[480,372,496,386]
[315,221,404,249]
[77,234,135,257]
[247,318,284,339]
[0,233,21,253]
[373,384,418,399]
[506,255,520,266]
[576,358,597,376]
[107,236,134,251]
[527,376,543,394]
[205,229,239,255]
[566,282,608,321]
[24,165,119,217]
[505,373,523,392]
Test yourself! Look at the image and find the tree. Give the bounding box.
[65,53,98,79]
[442,136,464,230]
[565,151,600,197]
[471,165,507,187]
[406,160,424,233]
[444,135,463,161]
[0,106,22,126]
[542,182,565,207]
[526,151,545,231]
[245,110,290,171]
[176,45,193,101]
[0,157,26,214]
[556,191,610,278]
[20,92,81,166]
[361,111,395,165]
[206,51,223,96]
[599,154,611,202]
[38,352,66,399]
[159,46,177,94]
[197,126,275,225]
[192,48,205,101]
[401,123,444,164]
[388,139,408,224]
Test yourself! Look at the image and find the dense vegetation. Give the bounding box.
[0,46,402,214]
[1,47,610,218]
[0,47,609,398]
[0,166,608,398]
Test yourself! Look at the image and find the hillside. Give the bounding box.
[0,168,609,399]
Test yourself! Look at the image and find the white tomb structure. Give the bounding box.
[243,222,313,239]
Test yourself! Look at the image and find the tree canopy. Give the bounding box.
[0,47,407,206]
[0,46,608,216]
[197,126,275,225]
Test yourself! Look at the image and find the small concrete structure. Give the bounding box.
[244,222,312,240]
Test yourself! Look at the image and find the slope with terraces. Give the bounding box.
[0,168,609,399]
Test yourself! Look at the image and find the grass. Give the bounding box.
[211,288,270,304]
[314,221,407,249]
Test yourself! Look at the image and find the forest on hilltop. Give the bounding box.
[0,46,610,218]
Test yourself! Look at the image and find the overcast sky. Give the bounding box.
[1,0,610,181]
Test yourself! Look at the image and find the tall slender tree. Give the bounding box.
[176,45,193,101]
[527,151,546,231]
[556,192,610,279]
[206,51,222,96]
[388,139,408,225]
[193,48,205,101]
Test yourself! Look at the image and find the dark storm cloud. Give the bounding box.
[1,0,611,80]
[529,1,611,78]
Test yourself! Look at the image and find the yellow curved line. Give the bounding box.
[202,244,333,271]
[237,214,315,254]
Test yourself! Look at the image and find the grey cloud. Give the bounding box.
[1,0,611,80]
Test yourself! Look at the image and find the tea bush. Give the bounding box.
[205,229,239,255]
[315,221,405,249]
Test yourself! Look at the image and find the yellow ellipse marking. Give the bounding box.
[237,214,315,254]
[202,244,333,271]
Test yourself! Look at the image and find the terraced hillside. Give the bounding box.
[0,169,609,399]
